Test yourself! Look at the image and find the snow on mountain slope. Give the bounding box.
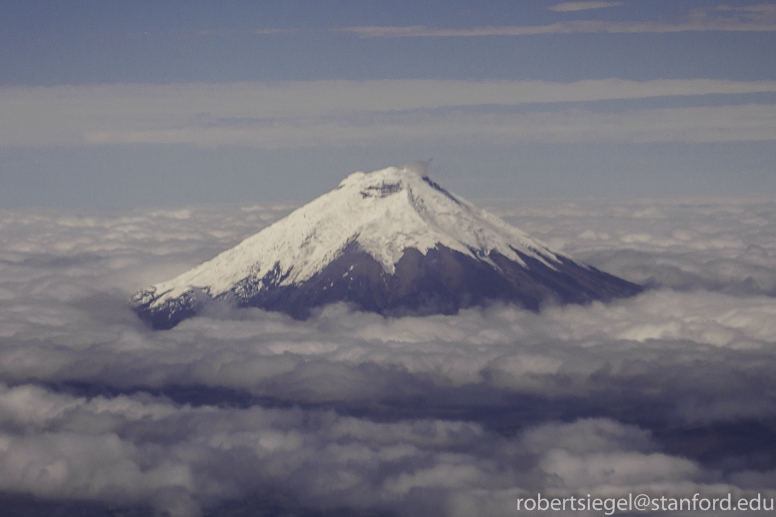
[141,163,565,307]
[133,163,641,328]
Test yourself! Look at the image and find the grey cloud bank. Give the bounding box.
[1,197,776,515]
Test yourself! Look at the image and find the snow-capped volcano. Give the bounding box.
[133,163,641,329]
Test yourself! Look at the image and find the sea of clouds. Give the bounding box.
[0,196,775,516]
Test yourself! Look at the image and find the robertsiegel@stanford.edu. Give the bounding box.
[516,493,774,514]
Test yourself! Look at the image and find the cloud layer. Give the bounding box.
[1,196,776,515]
[2,79,776,149]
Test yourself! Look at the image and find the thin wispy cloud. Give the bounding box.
[2,79,776,148]
[716,3,776,14]
[76,104,776,148]
[549,1,624,12]
[341,19,776,38]
[339,3,776,37]
[192,28,298,37]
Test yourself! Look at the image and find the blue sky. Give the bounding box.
[1,0,775,206]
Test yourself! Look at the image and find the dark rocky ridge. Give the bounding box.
[134,241,642,330]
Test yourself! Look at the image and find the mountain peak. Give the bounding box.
[133,165,641,329]
[339,161,429,189]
